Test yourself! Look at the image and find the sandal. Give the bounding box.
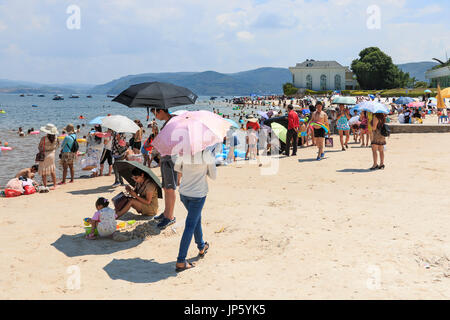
[86,233,97,240]
[379,164,385,169]
[370,165,379,170]
[199,242,209,258]
[175,261,195,272]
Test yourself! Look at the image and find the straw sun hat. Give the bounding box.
[40,123,58,135]
[246,115,258,122]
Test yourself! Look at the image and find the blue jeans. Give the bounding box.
[177,194,206,263]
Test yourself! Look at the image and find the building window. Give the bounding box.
[320,74,327,91]
[306,74,312,90]
[334,74,341,90]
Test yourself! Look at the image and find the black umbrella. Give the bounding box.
[114,160,163,198]
[112,81,198,120]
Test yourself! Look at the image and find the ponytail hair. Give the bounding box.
[95,197,109,208]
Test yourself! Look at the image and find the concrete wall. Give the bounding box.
[389,124,450,133]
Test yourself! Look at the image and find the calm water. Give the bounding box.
[0,93,265,186]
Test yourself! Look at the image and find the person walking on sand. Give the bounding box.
[37,124,59,190]
[285,104,299,156]
[369,113,387,170]
[111,132,127,187]
[173,149,216,272]
[336,104,350,151]
[310,102,329,160]
[151,108,177,230]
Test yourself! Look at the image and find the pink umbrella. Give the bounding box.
[407,101,425,108]
[151,110,232,156]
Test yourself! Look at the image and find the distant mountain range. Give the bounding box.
[0,62,440,96]
[89,68,292,96]
[396,61,439,82]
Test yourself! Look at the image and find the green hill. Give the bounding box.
[89,67,292,96]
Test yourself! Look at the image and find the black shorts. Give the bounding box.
[133,141,142,150]
[314,128,325,138]
[100,149,113,165]
[160,157,177,190]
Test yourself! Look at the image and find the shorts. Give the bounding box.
[314,128,325,138]
[100,149,113,166]
[301,132,307,137]
[133,141,142,150]
[61,152,76,165]
[160,157,177,190]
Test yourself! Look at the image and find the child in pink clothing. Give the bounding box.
[85,197,117,239]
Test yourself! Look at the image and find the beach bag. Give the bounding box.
[112,192,130,212]
[35,137,45,162]
[23,185,36,195]
[325,137,334,147]
[4,189,22,197]
[70,135,79,153]
[381,124,390,137]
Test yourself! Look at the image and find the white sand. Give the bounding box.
[1,124,450,299]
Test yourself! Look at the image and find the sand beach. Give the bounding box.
[2,126,450,299]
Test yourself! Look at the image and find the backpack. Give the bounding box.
[380,123,390,137]
[70,135,79,153]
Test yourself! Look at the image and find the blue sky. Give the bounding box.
[0,0,448,84]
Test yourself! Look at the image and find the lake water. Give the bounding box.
[0,93,267,186]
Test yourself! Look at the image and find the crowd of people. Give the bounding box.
[3,92,447,272]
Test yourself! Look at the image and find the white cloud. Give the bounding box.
[236,31,254,40]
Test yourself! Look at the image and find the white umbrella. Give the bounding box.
[101,115,139,133]
[348,115,360,126]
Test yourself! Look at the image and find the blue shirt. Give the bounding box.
[62,133,76,153]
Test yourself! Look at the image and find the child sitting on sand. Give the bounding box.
[85,197,117,240]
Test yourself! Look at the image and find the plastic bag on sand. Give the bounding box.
[6,178,24,193]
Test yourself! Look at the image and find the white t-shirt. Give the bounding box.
[174,155,217,198]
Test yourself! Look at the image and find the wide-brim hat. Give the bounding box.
[246,115,258,122]
[40,123,58,135]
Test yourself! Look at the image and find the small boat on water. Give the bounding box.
[19,94,25,97]
[86,95,93,98]
[107,94,115,98]
[69,94,80,98]
[32,104,38,107]
[26,93,33,96]
[53,95,64,100]
[37,94,45,97]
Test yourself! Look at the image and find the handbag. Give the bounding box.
[35,137,45,162]
[325,136,334,147]
[380,124,390,137]
[112,192,130,212]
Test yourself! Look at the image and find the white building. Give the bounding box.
[425,65,450,88]
[289,60,357,91]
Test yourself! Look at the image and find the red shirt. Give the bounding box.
[246,121,260,131]
[288,110,299,130]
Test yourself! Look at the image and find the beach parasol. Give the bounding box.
[270,122,287,144]
[151,110,231,156]
[331,96,357,105]
[257,110,269,119]
[357,101,390,114]
[393,97,414,105]
[225,118,239,128]
[114,160,162,198]
[89,116,106,125]
[436,84,445,109]
[441,87,450,99]
[407,101,425,108]
[302,109,311,115]
[101,115,140,133]
[112,81,198,120]
[424,89,432,93]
